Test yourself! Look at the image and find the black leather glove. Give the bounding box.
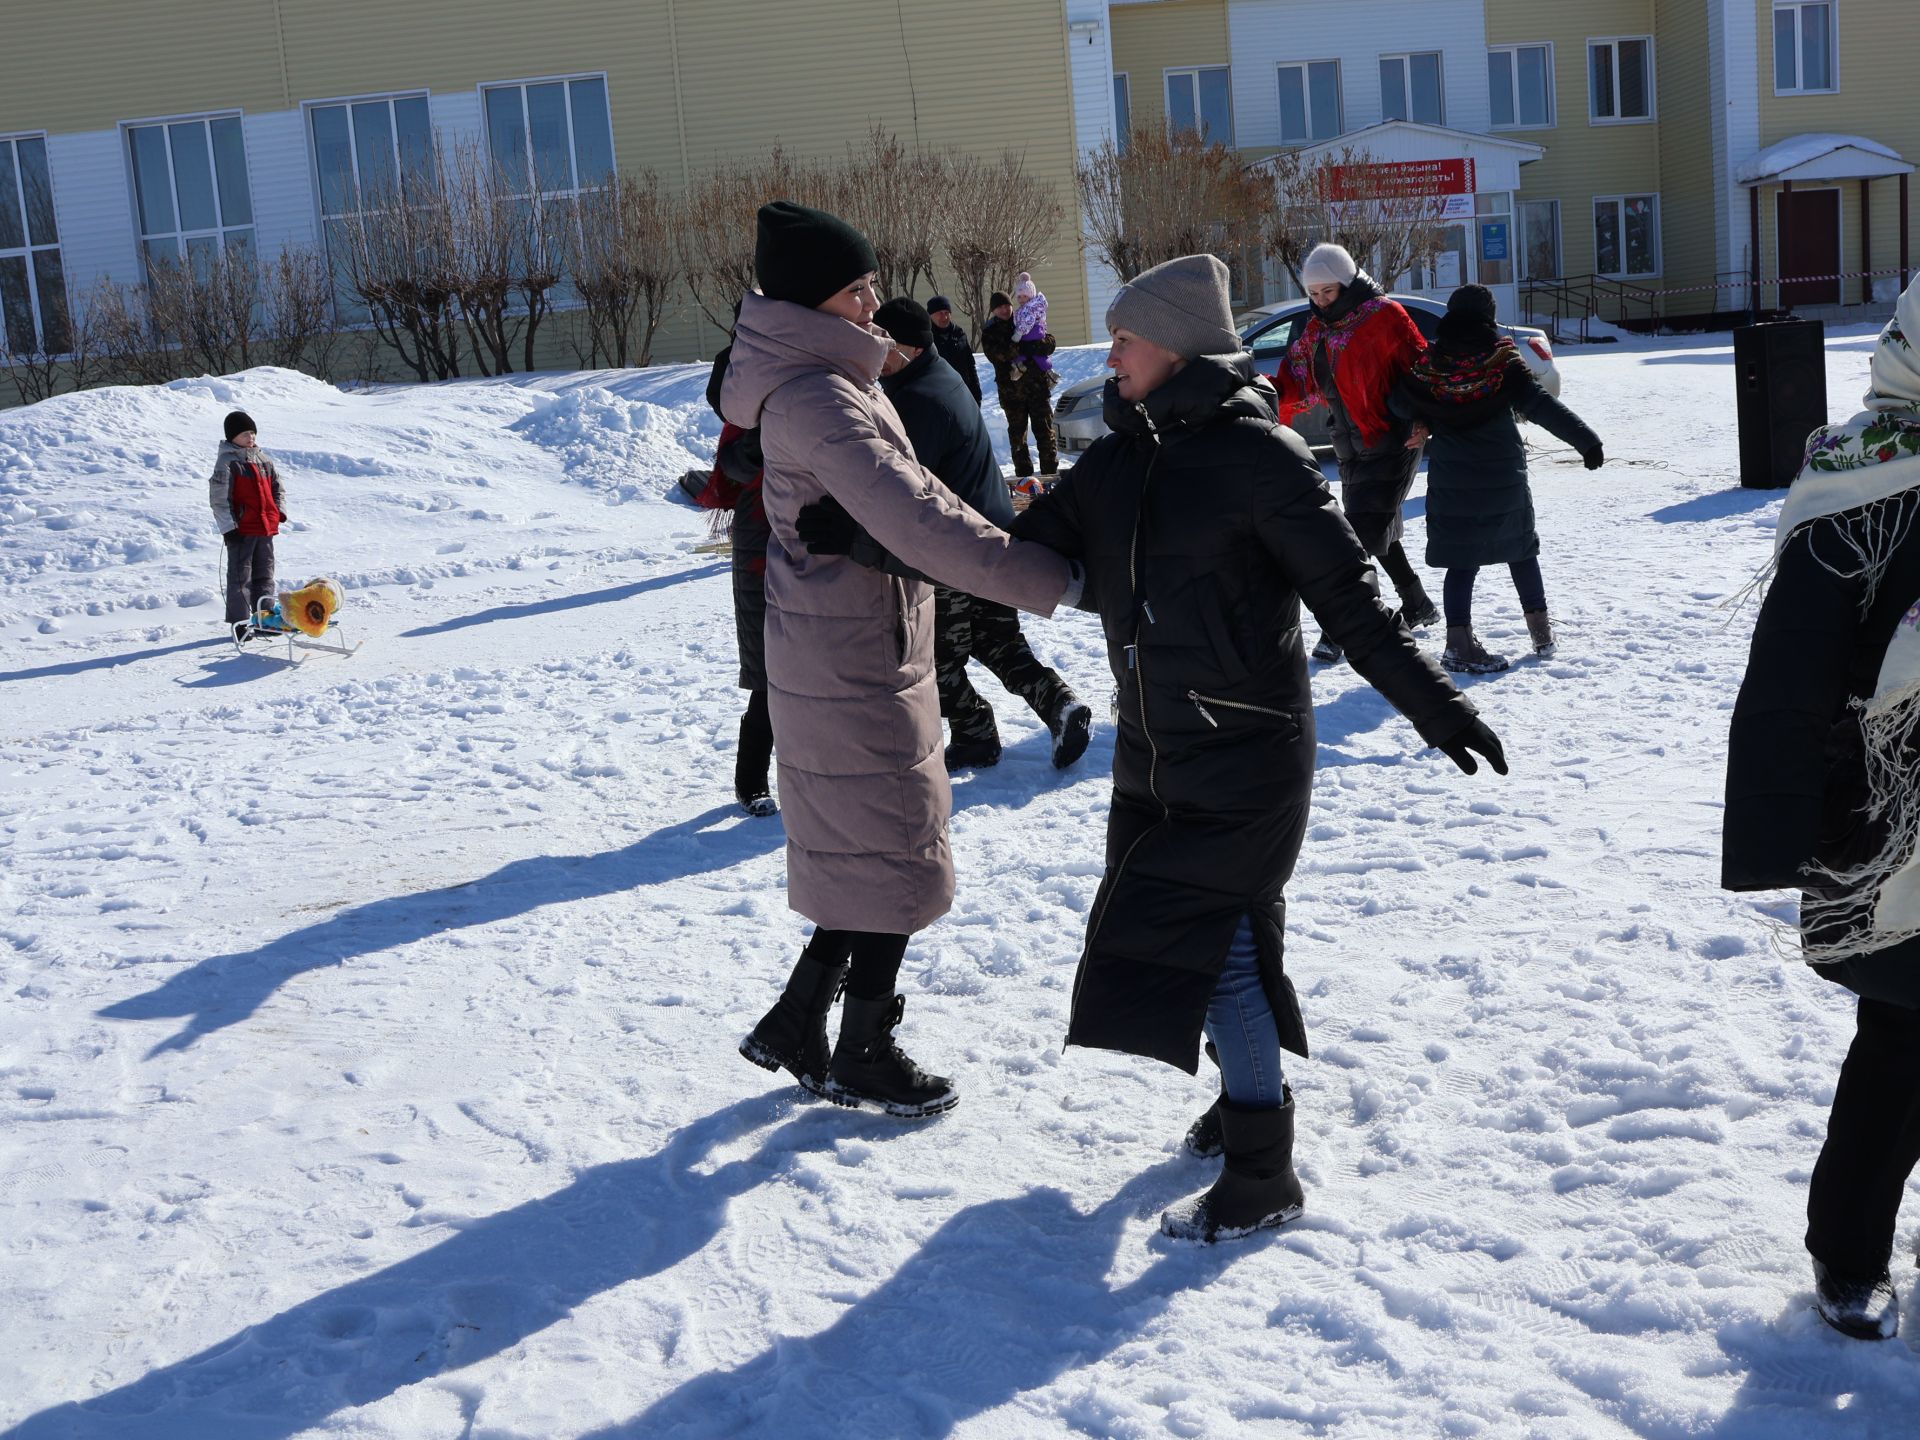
[795,495,857,556]
[1582,444,1604,471]
[1436,717,1509,776]
[223,530,242,548]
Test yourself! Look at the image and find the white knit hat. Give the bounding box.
[1867,272,1920,412]
[1014,271,1037,301]
[1299,243,1358,289]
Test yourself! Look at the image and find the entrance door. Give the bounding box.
[1776,189,1841,307]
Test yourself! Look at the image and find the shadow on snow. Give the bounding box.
[97,803,783,1057]
[399,562,725,638]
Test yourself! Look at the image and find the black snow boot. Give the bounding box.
[1184,1094,1225,1158]
[734,696,777,817]
[1162,1093,1305,1242]
[826,994,958,1118]
[1049,699,1093,770]
[943,736,1002,772]
[1310,636,1343,665]
[1400,585,1440,631]
[1812,1259,1899,1340]
[738,949,848,1095]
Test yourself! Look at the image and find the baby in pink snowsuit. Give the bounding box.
[1008,272,1054,383]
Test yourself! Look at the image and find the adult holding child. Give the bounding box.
[1273,243,1439,661]
[719,202,1076,1119]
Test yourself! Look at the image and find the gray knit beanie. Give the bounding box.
[1104,254,1239,360]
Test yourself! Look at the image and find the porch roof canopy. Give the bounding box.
[1738,133,1913,185]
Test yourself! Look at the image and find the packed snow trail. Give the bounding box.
[3,334,1918,1438]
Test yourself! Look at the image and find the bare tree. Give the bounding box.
[335,175,463,381]
[258,246,345,379]
[832,126,947,301]
[676,147,831,333]
[943,151,1064,342]
[574,170,680,367]
[1076,128,1269,287]
[4,281,97,403]
[1259,145,1454,295]
[516,192,573,372]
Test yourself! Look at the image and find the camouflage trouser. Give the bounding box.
[935,586,1076,747]
[999,385,1057,477]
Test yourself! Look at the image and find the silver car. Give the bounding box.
[1054,294,1563,455]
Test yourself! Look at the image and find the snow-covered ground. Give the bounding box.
[2,327,1915,1439]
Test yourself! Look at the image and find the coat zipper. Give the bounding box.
[1074,441,1167,1014]
[1186,690,1296,729]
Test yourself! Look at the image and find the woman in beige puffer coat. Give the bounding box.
[721,202,1074,1117]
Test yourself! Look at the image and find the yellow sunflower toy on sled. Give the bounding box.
[231,577,358,658]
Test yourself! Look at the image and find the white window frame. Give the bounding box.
[477,71,618,203]
[302,90,437,326]
[1163,65,1235,147]
[0,130,70,356]
[1379,51,1445,127]
[1113,72,1131,151]
[1277,59,1343,144]
[122,110,257,279]
[1773,1,1839,95]
[1593,193,1661,279]
[1517,197,1563,282]
[1488,43,1555,130]
[1587,37,1656,125]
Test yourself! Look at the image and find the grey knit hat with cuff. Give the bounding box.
[1105,254,1239,360]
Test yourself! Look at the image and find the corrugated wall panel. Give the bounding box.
[1655,0,1717,301]
[243,110,318,261]
[44,129,141,300]
[1227,0,1491,148]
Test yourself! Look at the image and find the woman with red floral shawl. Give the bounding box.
[1273,243,1437,663]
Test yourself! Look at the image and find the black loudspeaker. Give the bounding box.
[1735,319,1828,489]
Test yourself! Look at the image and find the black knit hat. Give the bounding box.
[1446,284,1498,322]
[925,294,954,316]
[754,201,878,308]
[223,410,257,441]
[989,290,1012,311]
[873,297,934,351]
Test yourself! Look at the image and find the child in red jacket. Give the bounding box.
[208,409,286,634]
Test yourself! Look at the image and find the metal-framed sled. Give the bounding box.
[230,578,360,660]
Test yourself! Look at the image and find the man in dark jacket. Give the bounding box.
[926,294,983,406]
[980,290,1059,482]
[804,261,1506,1244]
[870,298,1091,770]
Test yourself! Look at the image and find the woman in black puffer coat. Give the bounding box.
[1391,285,1603,674]
[1008,255,1506,1243]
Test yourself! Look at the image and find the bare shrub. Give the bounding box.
[1260,146,1454,294]
[943,151,1064,343]
[574,170,679,367]
[1077,129,1268,286]
[257,246,345,379]
[335,177,463,381]
[832,126,947,301]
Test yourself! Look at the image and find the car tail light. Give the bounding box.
[1526,336,1553,363]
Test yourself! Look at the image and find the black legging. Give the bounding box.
[736,687,773,794]
[1376,540,1422,598]
[1807,995,1920,1277]
[803,928,910,1000]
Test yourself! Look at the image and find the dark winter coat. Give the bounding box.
[980,315,1056,406]
[1391,352,1600,570]
[930,318,983,405]
[1011,353,1480,1072]
[880,348,1014,530]
[1724,489,1920,1009]
[209,441,284,536]
[704,346,773,690]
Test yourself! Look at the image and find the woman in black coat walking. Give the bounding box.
[1724,276,1920,1340]
[802,255,1507,1241]
[1391,285,1603,674]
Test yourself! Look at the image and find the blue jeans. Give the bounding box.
[1443,557,1547,627]
[1204,916,1286,1108]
